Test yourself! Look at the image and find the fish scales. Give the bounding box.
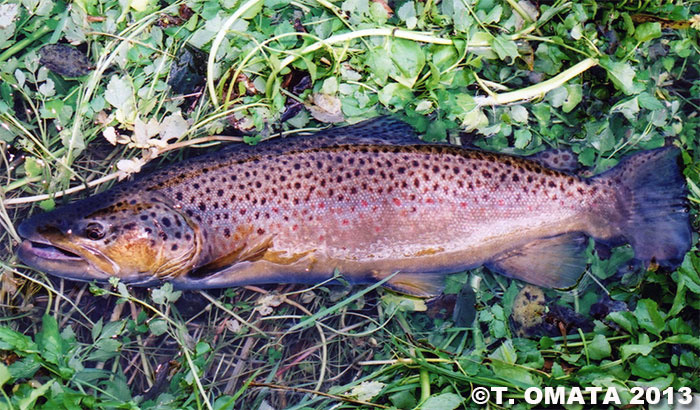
[155,146,598,262]
[16,118,691,295]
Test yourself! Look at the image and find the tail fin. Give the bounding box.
[599,147,691,267]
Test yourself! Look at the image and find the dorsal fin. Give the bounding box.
[315,116,419,144]
[528,148,581,173]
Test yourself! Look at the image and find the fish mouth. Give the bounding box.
[16,224,114,282]
[17,238,112,281]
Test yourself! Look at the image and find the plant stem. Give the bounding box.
[474,57,598,106]
[0,26,52,63]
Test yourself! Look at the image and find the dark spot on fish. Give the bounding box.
[199,202,206,211]
[512,174,520,182]
[140,215,148,221]
[257,228,265,235]
[186,210,193,217]
[124,223,136,230]
[185,233,192,241]
[171,244,178,251]
[175,232,181,239]
[176,192,183,201]
[548,181,556,188]
[240,209,246,215]
[161,217,171,227]
[217,189,224,197]
[368,168,375,175]
[193,183,200,189]
[294,163,301,170]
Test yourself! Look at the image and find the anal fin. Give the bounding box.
[486,233,588,290]
[378,272,447,297]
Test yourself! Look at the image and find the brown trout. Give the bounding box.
[16,118,691,296]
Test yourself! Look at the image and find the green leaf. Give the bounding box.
[367,47,392,85]
[634,299,665,337]
[634,22,662,42]
[599,58,643,95]
[664,334,700,348]
[396,1,417,30]
[388,38,425,87]
[562,84,582,113]
[492,34,519,61]
[378,82,413,109]
[36,315,64,366]
[39,198,55,211]
[423,393,462,410]
[18,380,54,410]
[151,282,182,305]
[607,311,637,333]
[514,129,532,149]
[0,327,37,352]
[0,363,10,386]
[148,319,168,336]
[620,342,654,360]
[389,389,417,409]
[638,92,664,110]
[588,334,611,360]
[611,97,640,121]
[630,355,670,379]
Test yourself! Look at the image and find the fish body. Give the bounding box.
[17,118,691,296]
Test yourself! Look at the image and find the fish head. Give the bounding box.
[17,190,201,284]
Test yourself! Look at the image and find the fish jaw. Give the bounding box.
[17,219,124,283]
[17,232,114,282]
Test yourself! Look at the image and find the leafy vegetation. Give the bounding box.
[0,0,699,409]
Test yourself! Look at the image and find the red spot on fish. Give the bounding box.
[498,199,504,206]
[374,226,381,233]
[318,235,324,241]
[319,202,325,208]
[393,198,401,206]
[426,198,434,204]
[292,224,298,231]
[361,200,368,207]
[460,202,467,208]
[342,219,349,225]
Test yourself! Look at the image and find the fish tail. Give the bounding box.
[599,147,691,267]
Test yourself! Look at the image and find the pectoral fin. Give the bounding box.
[486,233,588,290]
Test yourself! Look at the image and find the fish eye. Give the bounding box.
[85,222,106,240]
